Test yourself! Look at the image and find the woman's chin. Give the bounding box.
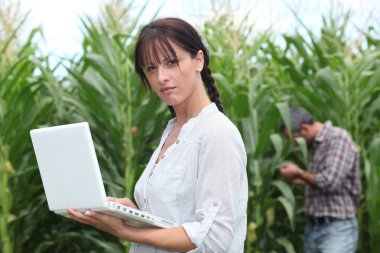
[163,99,180,107]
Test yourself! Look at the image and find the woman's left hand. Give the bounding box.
[67,208,196,251]
[66,208,136,240]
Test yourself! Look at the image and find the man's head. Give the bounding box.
[279,107,317,143]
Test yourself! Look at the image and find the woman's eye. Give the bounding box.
[167,59,178,65]
[145,66,156,72]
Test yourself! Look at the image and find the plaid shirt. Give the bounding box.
[305,121,361,218]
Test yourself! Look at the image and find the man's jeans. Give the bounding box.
[304,217,358,253]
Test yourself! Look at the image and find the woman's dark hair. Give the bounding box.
[134,17,223,116]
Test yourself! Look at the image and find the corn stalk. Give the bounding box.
[263,10,380,252]
[65,2,166,252]
[1,1,379,252]
[0,142,13,253]
[203,8,299,251]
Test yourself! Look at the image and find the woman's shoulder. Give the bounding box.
[200,110,242,140]
[197,110,247,161]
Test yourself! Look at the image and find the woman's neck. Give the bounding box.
[174,97,211,127]
[172,78,212,126]
[175,104,210,126]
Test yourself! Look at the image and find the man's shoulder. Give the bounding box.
[325,125,357,149]
[327,125,351,139]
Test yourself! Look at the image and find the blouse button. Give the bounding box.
[176,140,180,144]
[162,155,165,159]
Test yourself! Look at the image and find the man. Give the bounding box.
[279,107,361,253]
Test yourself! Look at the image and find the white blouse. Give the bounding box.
[130,103,248,253]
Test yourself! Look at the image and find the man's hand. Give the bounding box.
[291,178,306,187]
[280,162,301,181]
[280,162,317,188]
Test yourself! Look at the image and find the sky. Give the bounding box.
[18,0,380,61]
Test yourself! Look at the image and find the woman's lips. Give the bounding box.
[160,86,176,95]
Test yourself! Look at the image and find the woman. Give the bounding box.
[68,17,248,252]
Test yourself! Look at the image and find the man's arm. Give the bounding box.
[280,163,317,188]
[297,169,317,187]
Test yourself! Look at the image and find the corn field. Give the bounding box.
[0,1,379,252]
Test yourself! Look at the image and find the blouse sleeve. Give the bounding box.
[181,123,247,252]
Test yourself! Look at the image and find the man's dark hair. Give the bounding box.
[279,107,315,133]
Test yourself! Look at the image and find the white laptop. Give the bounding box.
[30,122,177,229]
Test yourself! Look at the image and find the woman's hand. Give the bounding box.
[106,196,138,209]
[66,197,139,240]
[66,198,195,251]
[67,207,139,240]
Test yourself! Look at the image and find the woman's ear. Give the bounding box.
[194,50,204,72]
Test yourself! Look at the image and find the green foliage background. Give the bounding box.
[0,1,379,252]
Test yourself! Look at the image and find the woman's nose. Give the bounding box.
[157,66,169,85]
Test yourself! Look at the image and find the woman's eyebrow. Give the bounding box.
[143,50,178,65]
[163,54,179,61]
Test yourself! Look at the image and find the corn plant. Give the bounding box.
[202,10,300,252]
[261,11,380,252]
[1,1,380,252]
[0,19,62,253]
[60,2,168,252]
[67,1,167,203]
[364,137,380,251]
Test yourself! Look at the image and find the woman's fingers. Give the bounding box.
[67,207,135,240]
[106,197,138,209]
[67,208,93,225]
[67,208,111,231]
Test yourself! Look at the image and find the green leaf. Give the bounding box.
[276,237,296,253]
[294,137,308,164]
[270,133,283,160]
[276,102,291,135]
[277,196,295,231]
[272,180,296,207]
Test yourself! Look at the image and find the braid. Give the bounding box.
[168,105,176,117]
[201,66,224,113]
[167,66,223,117]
